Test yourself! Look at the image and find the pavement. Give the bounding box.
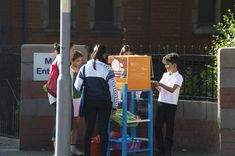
[0,136,52,156]
[0,136,219,156]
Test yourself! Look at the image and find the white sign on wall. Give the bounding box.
[33,53,54,81]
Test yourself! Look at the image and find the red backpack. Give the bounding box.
[47,61,59,97]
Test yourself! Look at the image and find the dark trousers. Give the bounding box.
[155,102,177,154]
[84,100,112,156]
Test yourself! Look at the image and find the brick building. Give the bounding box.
[1,0,234,51]
[1,0,235,153]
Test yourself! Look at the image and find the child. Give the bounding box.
[48,43,83,155]
[119,44,134,55]
[74,44,118,156]
[152,53,183,156]
[70,50,84,155]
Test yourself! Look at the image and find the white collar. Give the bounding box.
[168,70,179,76]
[87,59,104,65]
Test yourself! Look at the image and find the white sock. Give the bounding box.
[70,144,83,155]
[70,144,76,151]
[53,141,55,149]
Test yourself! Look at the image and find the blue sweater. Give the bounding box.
[74,59,118,108]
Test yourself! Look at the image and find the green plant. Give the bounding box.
[181,67,196,96]
[208,9,235,98]
[181,65,216,100]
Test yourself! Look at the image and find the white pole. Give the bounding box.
[55,0,72,156]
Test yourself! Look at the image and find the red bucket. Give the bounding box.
[90,137,100,156]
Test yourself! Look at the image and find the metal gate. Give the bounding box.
[0,46,20,137]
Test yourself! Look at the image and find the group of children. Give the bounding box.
[48,42,84,155]
[47,43,183,156]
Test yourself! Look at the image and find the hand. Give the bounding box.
[42,84,48,93]
[155,81,160,86]
[151,80,160,87]
[151,81,161,91]
[156,86,161,91]
[151,80,157,88]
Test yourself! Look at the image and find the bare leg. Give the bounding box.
[71,117,83,155]
[71,118,78,144]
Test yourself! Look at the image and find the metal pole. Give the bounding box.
[122,84,127,156]
[55,0,72,156]
[148,89,153,156]
[130,91,136,138]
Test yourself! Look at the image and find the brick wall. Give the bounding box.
[218,48,235,156]
[174,100,219,152]
[20,45,55,150]
[149,0,212,46]
[138,120,219,152]
[174,120,219,152]
[149,0,182,45]
[10,0,23,44]
[5,0,211,51]
[0,0,22,44]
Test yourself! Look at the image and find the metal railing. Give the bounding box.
[0,44,217,137]
[0,47,20,137]
[109,44,217,101]
[150,53,216,101]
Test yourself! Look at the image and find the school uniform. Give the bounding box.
[74,59,118,156]
[156,71,183,155]
[47,54,61,142]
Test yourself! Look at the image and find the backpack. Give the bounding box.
[47,61,59,97]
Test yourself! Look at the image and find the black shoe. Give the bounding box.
[70,153,84,156]
[164,150,172,156]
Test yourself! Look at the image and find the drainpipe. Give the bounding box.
[22,0,28,44]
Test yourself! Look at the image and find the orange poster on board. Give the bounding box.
[108,55,151,90]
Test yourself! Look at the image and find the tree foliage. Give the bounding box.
[209,9,235,97]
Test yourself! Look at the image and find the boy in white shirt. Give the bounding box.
[152,53,183,156]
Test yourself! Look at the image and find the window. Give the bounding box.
[88,0,123,32]
[192,0,235,35]
[197,0,216,27]
[47,0,60,30]
[42,0,77,31]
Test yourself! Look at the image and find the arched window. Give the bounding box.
[88,0,123,32]
[42,0,77,31]
[192,0,235,35]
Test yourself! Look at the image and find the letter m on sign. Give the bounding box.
[45,58,52,64]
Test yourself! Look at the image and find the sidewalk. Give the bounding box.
[0,136,219,156]
[0,151,53,156]
[0,136,52,156]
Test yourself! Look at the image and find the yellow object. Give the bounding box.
[42,83,48,93]
[111,109,141,127]
[108,55,151,90]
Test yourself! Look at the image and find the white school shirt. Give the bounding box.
[158,71,183,105]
